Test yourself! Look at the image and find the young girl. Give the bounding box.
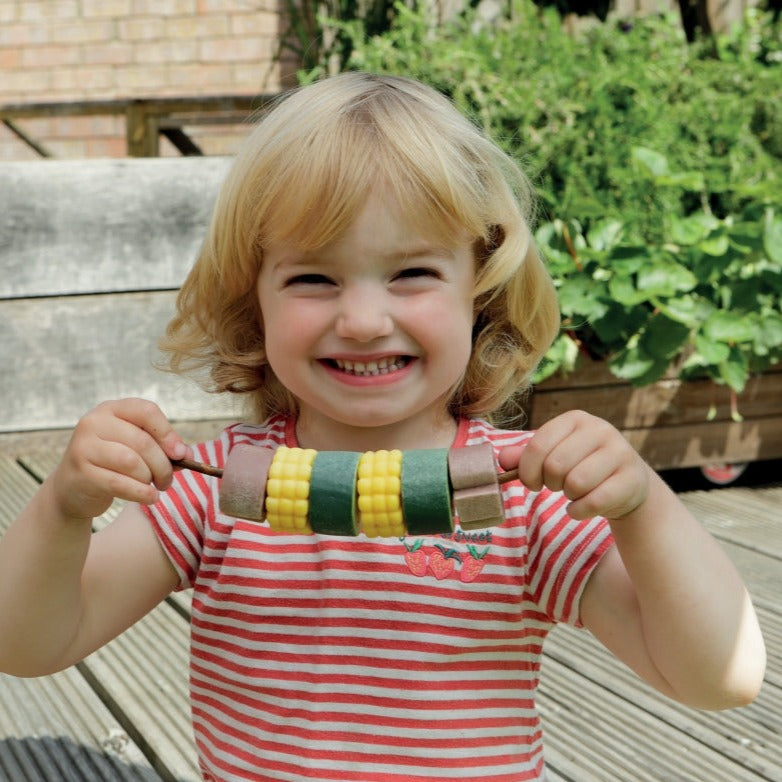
[0,72,765,782]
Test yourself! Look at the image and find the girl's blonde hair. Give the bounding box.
[161,72,560,424]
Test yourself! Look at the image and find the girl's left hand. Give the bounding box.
[498,410,651,520]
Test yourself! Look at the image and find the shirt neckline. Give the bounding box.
[283,416,471,450]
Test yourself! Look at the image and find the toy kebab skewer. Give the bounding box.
[172,444,520,537]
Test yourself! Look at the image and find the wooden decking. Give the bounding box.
[0,433,779,782]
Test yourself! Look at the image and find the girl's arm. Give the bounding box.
[0,399,184,676]
[500,410,766,710]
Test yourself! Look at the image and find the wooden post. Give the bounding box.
[126,102,159,157]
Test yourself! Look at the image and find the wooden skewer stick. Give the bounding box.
[173,456,520,485]
[498,468,519,484]
[171,457,224,478]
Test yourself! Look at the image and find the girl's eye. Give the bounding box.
[394,267,440,281]
[286,273,334,286]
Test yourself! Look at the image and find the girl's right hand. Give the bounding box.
[51,398,190,522]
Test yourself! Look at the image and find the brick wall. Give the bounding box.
[0,0,290,159]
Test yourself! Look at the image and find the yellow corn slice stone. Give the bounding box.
[265,446,317,533]
[357,449,404,537]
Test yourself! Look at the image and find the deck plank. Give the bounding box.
[542,625,780,781]
[78,604,198,782]
[0,456,166,781]
[540,650,771,782]
[679,486,782,560]
[541,485,782,782]
[5,453,200,781]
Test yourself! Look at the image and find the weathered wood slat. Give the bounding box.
[529,369,782,429]
[0,456,166,781]
[0,672,164,782]
[78,604,198,782]
[621,416,782,471]
[543,624,781,780]
[4,452,199,780]
[526,356,782,470]
[0,455,39,524]
[0,158,230,299]
[540,647,770,782]
[0,291,240,433]
[531,397,782,471]
[680,486,782,560]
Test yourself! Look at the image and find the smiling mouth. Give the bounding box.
[327,357,412,376]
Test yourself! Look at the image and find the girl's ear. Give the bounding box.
[472,297,490,332]
[471,224,505,326]
[475,224,504,261]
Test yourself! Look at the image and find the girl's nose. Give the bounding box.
[335,284,394,342]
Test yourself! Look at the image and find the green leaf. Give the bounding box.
[637,261,697,296]
[631,146,669,177]
[703,311,758,343]
[717,352,749,393]
[764,209,782,263]
[698,228,730,257]
[605,245,654,281]
[558,277,609,320]
[758,314,782,350]
[639,314,690,360]
[655,171,705,190]
[609,346,654,379]
[659,294,713,327]
[536,334,580,382]
[591,302,648,349]
[694,334,730,363]
[608,275,650,306]
[587,219,624,251]
[609,345,669,386]
[667,213,719,245]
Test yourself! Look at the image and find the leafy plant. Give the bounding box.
[535,162,782,392]
[277,0,397,75]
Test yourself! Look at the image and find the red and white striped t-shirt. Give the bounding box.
[144,415,613,782]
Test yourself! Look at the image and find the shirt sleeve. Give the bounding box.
[519,486,613,627]
[141,436,227,590]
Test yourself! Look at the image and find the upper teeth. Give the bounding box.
[335,357,405,375]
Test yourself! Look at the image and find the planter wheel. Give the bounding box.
[700,462,749,486]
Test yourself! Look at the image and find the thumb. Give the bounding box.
[497,444,525,473]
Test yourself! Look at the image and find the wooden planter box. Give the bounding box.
[525,359,782,471]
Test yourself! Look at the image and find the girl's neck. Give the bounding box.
[290,412,461,453]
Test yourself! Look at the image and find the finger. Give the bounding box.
[104,399,187,489]
[566,470,627,521]
[89,437,155,485]
[517,413,587,491]
[86,464,161,506]
[557,449,618,505]
[497,444,525,473]
[93,415,175,492]
[108,398,188,462]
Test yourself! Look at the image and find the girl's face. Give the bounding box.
[257,188,476,451]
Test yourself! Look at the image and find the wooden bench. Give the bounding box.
[0,95,271,158]
[0,157,239,782]
[1,158,779,781]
